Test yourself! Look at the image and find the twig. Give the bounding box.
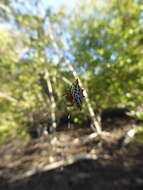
[12,154,103,181]
[0,92,17,102]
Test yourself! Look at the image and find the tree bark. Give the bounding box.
[44,71,57,132]
[37,26,57,132]
[48,27,102,134]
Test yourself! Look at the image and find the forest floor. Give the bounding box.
[0,116,143,190]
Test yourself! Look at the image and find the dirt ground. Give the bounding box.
[0,116,143,190]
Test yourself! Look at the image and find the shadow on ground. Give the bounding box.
[1,144,143,190]
[0,108,143,190]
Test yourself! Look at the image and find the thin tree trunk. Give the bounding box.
[37,26,57,132]
[44,71,57,132]
[48,28,102,134]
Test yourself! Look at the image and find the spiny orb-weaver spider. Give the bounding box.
[65,79,84,110]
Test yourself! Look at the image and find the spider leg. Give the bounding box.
[66,104,74,107]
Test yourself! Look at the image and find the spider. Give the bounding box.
[65,79,84,110]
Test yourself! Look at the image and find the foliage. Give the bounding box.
[0,0,143,142]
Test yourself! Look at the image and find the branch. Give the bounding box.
[48,26,102,134]
[0,92,17,102]
[44,71,57,131]
[13,154,103,181]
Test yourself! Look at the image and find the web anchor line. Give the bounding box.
[68,113,71,129]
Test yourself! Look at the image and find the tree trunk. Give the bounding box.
[48,27,102,134]
[44,71,57,132]
[37,26,57,133]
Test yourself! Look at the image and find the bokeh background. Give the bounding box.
[1,0,143,141]
[0,1,143,189]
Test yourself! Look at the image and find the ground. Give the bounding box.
[0,115,143,190]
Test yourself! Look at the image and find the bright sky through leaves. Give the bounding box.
[46,0,76,8]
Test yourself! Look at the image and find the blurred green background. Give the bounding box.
[0,0,143,142]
